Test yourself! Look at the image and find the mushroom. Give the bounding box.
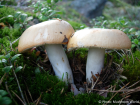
[67,28,131,83]
[18,19,75,84]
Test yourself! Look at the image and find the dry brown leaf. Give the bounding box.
[0,23,6,28]
[35,51,40,56]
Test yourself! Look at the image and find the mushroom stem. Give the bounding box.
[45,44,74,84]
[86,47,105,83]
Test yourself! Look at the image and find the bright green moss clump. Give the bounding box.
[121,50,140,100]
[0,7,15,25]
[27,73,121,105]
[122,50,140,84]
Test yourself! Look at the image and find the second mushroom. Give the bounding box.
[67,28,131,83]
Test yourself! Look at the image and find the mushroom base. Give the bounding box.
[45,44,74,84]
[86,47,105,83]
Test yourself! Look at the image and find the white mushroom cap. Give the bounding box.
[67,28,131,83]
[18,19,75,84]
[18,19,74,53]
[67,28,131,51]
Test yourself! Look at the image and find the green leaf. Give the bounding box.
[14,23,22,29]
[47,0,51,3]
[0,55,5,59]
[41,8,48,14]
[1,59,7,63]
[5,53,10,59]
[134,39,139,45]
[20,13,28,22]
[123,28,129,33]
[0,97,12,105]
[49,11,56,17]
[135,31,140,36]
[129,28,136,33]
[102,20,107,26]
[2,66,13,73]
[0,95,2,100]
[7,15,13,18]
[34,2,39,8]
[11,54,21,62]
[131,44,136,48]
[56,11,63,15]
[14,11,21,17]
[35,67,40,74]
[26,16,33,22]
[0,90,8,97]
[54,0,59,3]
[15,66,23,73]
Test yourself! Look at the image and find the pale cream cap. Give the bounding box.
[67,28,131,51]
[18,20,75,53]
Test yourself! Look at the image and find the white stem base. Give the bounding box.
[45,44,74,84]
[86,48,105,83]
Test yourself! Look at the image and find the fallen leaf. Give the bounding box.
[0,23,6,28]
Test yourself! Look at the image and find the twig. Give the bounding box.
[120,87,140,96]
[127,80,140,89]
[12,68,27,105]
[35,93,43,105]
[11,90,25,105]
[10,37,20,47]
[119,95,131,105]
[88,86,140,92]
[0,43,8,54]
[115,50,123,57]
[24,80,34,103]
[89,76,100,93]
[104,82,130,105]
[129,49,134,64]
[5,82,18,105]
[0,16,6,21]
[0,73,6,85]
[24,91,30,105]
[136,57,140,62]
[98,85,113,96]
[76,65,85,75]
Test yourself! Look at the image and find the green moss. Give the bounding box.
[122,50,140,84]
[68,21,87,30]
[27,73,121,105]
[1,0,17,6]
[118,50,140,100]
[67,48,88,59]
[0,6,15,25]
[0,27,21,38]
[0,27,22,51]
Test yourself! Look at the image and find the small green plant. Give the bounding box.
[13,11,33,30]
[0,90,12,105]
[31,0,62,21]
[0,52,22,75]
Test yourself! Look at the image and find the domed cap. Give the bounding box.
[18,19,75,53]
[67,28,131,51]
